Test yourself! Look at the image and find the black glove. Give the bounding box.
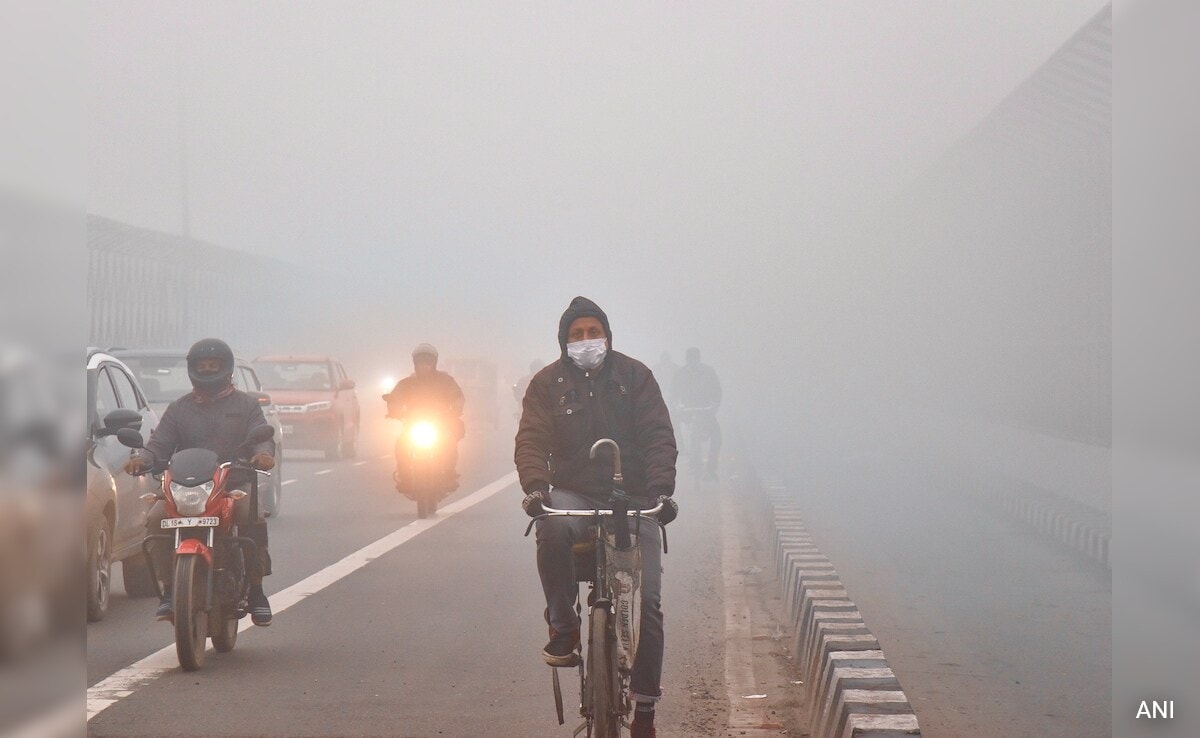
[656,495,678,525]
[521,489,547,518]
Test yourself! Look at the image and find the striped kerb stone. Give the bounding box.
[809,663,897,733]
[839,712,920,737]
[825,690,915,738]
[810,652,890,713]
[799,620,869,671]
[791,609,863,660]
[783,566,840,615]
[795,590,852,630]
[806,634,881,689]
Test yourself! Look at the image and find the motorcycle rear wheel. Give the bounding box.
[210,604,238,653]
[173,555,209,671]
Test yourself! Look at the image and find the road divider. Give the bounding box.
[756,479,921,738]
[86,471,519,722]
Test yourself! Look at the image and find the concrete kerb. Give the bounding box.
[840,713,921,737]
[799,620,871,671]
[755,479,922,738]
[783,563,840,617]
[805,634,882,695]
[828,690,915,738]
[811,654,893,736]
[791,608,864,661]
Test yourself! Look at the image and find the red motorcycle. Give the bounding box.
[127,425,273,671]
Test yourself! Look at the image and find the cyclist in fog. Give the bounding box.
[124,338,277,626]
[652,351,679,418]
[385,343,465,492]
[515,296,678,738]
[511,359,544,415]
[672,347,722,480]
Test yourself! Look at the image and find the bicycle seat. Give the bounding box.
[572,539,596,583]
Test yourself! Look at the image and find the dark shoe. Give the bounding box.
[155,596,174,622]
[630,718,657,738]
[248,587,272,627]
[542,629,580,667]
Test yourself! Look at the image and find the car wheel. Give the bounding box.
[324,424,343,461]
[268,456,283,518]
[122,554,158,598]
[86,515,112,622]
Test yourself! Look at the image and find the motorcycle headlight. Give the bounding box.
[169,480,215,515]
[409,421,438,449]
[307,400,332,412]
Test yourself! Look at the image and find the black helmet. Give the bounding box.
[412,343,438,365]
[186,338,235,392]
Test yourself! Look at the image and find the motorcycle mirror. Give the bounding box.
[116,427,144,449]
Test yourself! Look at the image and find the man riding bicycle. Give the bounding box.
[123,338,277,626]
[516,296,679,738]
[672,347,722,480]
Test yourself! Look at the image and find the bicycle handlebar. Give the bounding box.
[523,501,666,540]
[539,501,665,518]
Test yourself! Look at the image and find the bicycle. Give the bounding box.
[524,438,670,738]
[675,404,717,478]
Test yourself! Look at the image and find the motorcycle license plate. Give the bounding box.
[281,425,294,435]
[160,517,219,529]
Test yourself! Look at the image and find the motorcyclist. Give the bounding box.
[123,338,277,626]
[672,347,722,479]
[384,343,465,494]
[515,296,678,738]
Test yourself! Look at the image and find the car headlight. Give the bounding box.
[306,401,332,412]
[169,481,215,516]
[409,421,438,449]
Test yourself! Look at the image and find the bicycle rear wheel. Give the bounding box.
[587,607,620,738]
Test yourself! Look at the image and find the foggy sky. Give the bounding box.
[87,1,1106,430]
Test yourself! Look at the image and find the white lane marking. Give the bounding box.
[352,461,367,467]
[378,453,391,460]
[87,471,519,721]
[280,479,297,486]
[722,493,773,732]
[315,468,333,475]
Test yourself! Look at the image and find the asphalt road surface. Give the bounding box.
[777,457,1111,738]
[87,415,734,738]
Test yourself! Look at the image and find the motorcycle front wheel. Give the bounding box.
[173,555,209,671]
[210,603,238,653]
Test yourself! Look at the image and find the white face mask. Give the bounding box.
[567,338,607,370]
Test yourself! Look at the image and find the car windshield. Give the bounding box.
[254,361,332,391]
[120,356,193,403]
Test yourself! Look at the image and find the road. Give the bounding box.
[778,457,1111,738]
[86,416,742,738]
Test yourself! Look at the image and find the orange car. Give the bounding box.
[252,355,361,459]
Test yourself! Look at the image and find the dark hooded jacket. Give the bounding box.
[137,387,276,489]
[514,297,677,504]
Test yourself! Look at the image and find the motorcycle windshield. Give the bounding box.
[168,448,219,486]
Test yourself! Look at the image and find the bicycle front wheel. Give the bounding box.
[588,607,621,738]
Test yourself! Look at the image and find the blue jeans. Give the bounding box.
[536,488,665,702]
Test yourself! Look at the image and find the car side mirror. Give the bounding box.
[97,408,142,437]
[338,378,355,391]
[248,391,272,407]
[116,427,144,449]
